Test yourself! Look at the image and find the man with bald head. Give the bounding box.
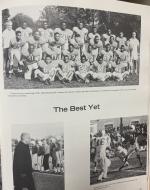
[13,133,35,190]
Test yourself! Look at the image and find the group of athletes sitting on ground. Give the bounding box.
[90,122,147,182]
[3,20,140,84]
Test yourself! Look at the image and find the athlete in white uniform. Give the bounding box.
[101,44,114,79]
[57,54,75,82]
[55,22,73,51]
[115,143,129,167]
[73,22,88,53]
[103,29,116,45]
[9,31,25,78]
[113,45,129,81]
[22,43,42,80]
[16,22,32,42]
[38,22,54,42]
[75,55,91,83]
[128,32,140,74]
[96,130,111,181]
[116,32,127,49]
[38,22,54,53]
[34,55,60,85]
[67,43,80,63]
[47,32,65,60]
[88,26,101,42]
[90,55,107,81]
[90,36,103,61]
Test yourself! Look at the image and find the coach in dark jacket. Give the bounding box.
[13,133,35,190]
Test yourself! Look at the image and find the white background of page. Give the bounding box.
[0,0,150,190]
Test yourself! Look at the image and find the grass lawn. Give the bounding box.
[4,73,139,89]
[90,150,146,185]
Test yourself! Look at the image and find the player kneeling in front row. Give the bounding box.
[112,45,130,81]
[34,55,59,85]
[22,44,42,80]
[57,54,75,83]
[8,31,25,78]
[90,55,109,82]
[75,55,92,84]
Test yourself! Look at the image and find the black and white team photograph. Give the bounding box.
[2,5,141,89]
[11,123,64,190]
[90,116,148,184]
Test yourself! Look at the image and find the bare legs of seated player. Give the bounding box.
[57,68,74,83]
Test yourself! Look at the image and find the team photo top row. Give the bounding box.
[2,16,140,87]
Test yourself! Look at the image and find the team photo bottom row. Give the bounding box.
[0,115,148,190]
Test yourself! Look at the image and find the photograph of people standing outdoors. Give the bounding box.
[2,5,141,89]
[11,123,64,190]
[90,116,148,185]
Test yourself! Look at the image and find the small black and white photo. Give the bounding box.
[90,116,148,185]
[2,5,141,89]
[11,123,64,190]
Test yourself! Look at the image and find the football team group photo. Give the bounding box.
[2,5,141,89]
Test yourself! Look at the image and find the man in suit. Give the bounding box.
[13,133,35,190]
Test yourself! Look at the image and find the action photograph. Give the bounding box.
[90,116,148,184]
[2,5,141,89]
[11,123,64,190]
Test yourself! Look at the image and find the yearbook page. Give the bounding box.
[0,0,150,190]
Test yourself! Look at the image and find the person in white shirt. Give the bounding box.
[84,44,94,64]
[47,32,65,60]
[91,55,107,82]
[38,21,54,52]
[22,43,42,80]
[101,43,114,73]
[57,54,75,83]
[109,35,118,52]
[73,22,88,43]
[96,130,111,181]
[2,20,16,72]
[54,22,73,51]
[116,32,127,49]
[88,26,101,42]
[34,55,60,85]
[75,55,91,84]
[16,22,32,42]
[128,32,140,74]
[90,36,103,61]
[115,143,129,167]
[38,21,54,42]
[67,43,80,62]
[73,22,88,53]
[102,29,116,45]
[8,31,26,78]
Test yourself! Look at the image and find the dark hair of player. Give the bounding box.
[45,54,52,59]
[61,21,67,25]
[81,54,87,60]
[64,54,69,58]
[96,54,103,62]
[16,31,21,35]
[54,32,60,36]
[69,43,74,48]
[105,43,110,48]
[121,44,125,48]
